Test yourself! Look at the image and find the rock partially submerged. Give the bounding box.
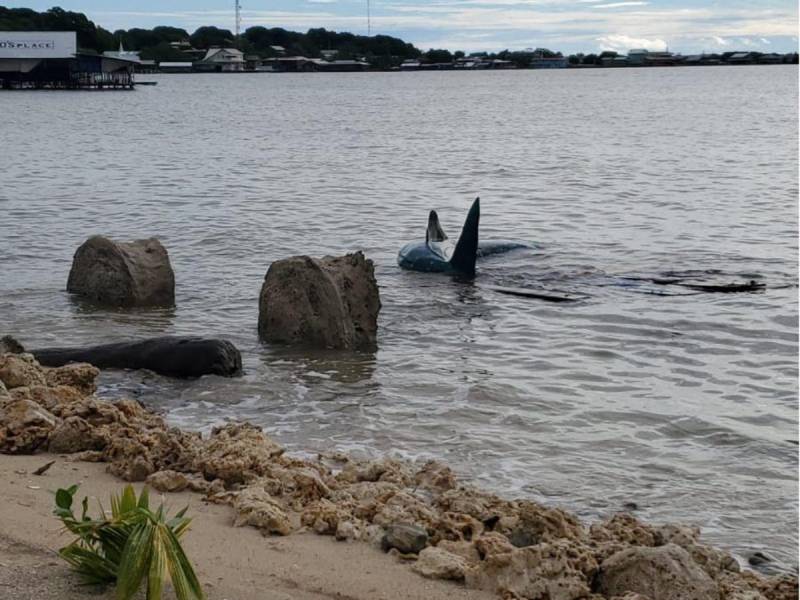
[67,235,175,307]
[0,350,795,600]
[33,336,242,378]
[258,251,381,350]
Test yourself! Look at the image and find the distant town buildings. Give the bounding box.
[197,47,245,71]
[1,24,796,83]
[0,31,136,89]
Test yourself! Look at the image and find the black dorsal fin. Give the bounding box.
[449,197,480,276]
[426,210,448,243]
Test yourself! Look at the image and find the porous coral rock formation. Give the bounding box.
[0,353,47,389]
[0,398,57,453]
[465,540,597,600]
[146,469,190,493]
[474,532,515,560]
[301,498,352,535]
[44,363,99,396]
[413,546,469,581]
[596,544,718,600]
[233,487,293,536]
[194,422,283,485]
[48,415,100,453]
[414,460,458,493]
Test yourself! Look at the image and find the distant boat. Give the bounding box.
[135,81,158,86]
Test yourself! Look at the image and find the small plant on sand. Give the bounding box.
[53,484,204,600]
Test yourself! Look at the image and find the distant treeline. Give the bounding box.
[0,6,569,67]
[1,6,797,68]
[0,6,422,66]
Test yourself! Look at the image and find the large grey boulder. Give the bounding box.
[67,236,175,307]
[258,251,380,350]
[596,543,718,600]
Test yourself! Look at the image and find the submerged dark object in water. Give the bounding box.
[32,336,242,378]
[397,198,530,277]
[617,276,767,294]
[482,285,586,303]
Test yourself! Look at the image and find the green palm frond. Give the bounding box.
[53,484,204,600]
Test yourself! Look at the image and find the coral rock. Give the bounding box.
[654,524,701,547]
[596,543,718,600]
[0,354,47,389]
[475,532,515,560]
[44,363,99,396]
[338,457,414,486]
[506,500,587,547]
[590,513,657,547]
[48,416,100,453]
[233,487,293,536]
[301,499,352,535]
[335,520,360,542]
[437,539,481,564]
[195,422,283,485]
[413,547,468,581]
[414,460,457,493]
[12,385,85,412]
[465,540,597,600]
[0,398,58,453]
[146,470,190,493]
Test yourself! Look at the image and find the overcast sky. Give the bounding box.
[8,0,799,54]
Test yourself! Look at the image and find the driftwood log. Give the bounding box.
[33,336,241,378]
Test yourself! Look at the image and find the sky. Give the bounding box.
[6,0,799,54]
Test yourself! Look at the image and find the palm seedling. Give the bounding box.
[54,484,204,600]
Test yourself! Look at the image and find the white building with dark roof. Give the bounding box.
[197,47,244,71]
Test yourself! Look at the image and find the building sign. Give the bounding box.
[0,31,77,58]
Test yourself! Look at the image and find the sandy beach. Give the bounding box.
[0,453,493,600]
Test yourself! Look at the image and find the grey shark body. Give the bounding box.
[397,198,530,276]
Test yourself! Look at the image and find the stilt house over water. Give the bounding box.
[0,31,136,89]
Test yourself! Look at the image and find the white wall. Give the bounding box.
[0,31,77,59]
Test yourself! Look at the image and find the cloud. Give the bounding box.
[592,2,650,8]
[597,33,667,51]
[91,2,800,54]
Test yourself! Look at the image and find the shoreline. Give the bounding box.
[0,351,797,600]
[0,454,492,600]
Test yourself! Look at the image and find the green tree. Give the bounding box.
[190,26,235,49]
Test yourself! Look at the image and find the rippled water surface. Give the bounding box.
[1,66,797,569]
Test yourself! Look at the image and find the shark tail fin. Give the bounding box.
[449,197,480,276]
[426,210,448,243]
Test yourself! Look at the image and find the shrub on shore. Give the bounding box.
[53,484,204,600]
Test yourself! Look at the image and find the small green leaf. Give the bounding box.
[56,488,74,510]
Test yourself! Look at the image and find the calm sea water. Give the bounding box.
[1,66,797,570]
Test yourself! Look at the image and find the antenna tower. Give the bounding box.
[367,0,371,35]
[235,0,242,39]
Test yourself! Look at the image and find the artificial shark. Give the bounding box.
[397,197,530,276]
